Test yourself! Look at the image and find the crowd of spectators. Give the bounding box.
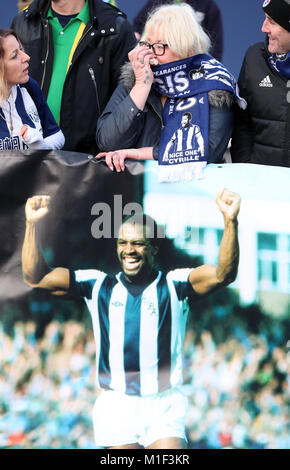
[184,331,289,449]
[0,319,98,448]
[0,296,289,449]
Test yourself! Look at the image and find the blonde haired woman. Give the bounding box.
[0,29,64,151]
[141,1,211,59]
[96,3,244,181]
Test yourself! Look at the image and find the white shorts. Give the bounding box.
[92,386,188,448]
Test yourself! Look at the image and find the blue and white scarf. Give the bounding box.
[152,54,246,182]
[268,52,290,79]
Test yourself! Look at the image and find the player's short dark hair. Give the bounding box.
[120,213,164,243]
[183,112,192,121]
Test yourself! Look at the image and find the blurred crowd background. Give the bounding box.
[1,289,289,449]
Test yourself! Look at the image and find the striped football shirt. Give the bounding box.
[70,268,193,396]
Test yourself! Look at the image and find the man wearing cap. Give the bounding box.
[231,0,290,167]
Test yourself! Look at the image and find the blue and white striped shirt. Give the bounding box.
[0,78,64,150]
[70,268,193,396]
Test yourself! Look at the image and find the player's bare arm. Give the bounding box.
[189,188,240,295]
[22,195,69,295]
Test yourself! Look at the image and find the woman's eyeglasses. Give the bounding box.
[139,41,168,56]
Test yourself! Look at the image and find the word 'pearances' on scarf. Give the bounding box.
[152,54,246,183]
[268,52,290,79]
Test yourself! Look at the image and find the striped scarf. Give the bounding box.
[152,54,246,183]
[268,52,290,79]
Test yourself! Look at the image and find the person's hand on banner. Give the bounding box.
[96,147,154,172]
[96,150,128,172]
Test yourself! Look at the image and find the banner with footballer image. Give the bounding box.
[0,150,289,450]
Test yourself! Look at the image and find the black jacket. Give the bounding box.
[12,0,136,154]
[231,41,290,167]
